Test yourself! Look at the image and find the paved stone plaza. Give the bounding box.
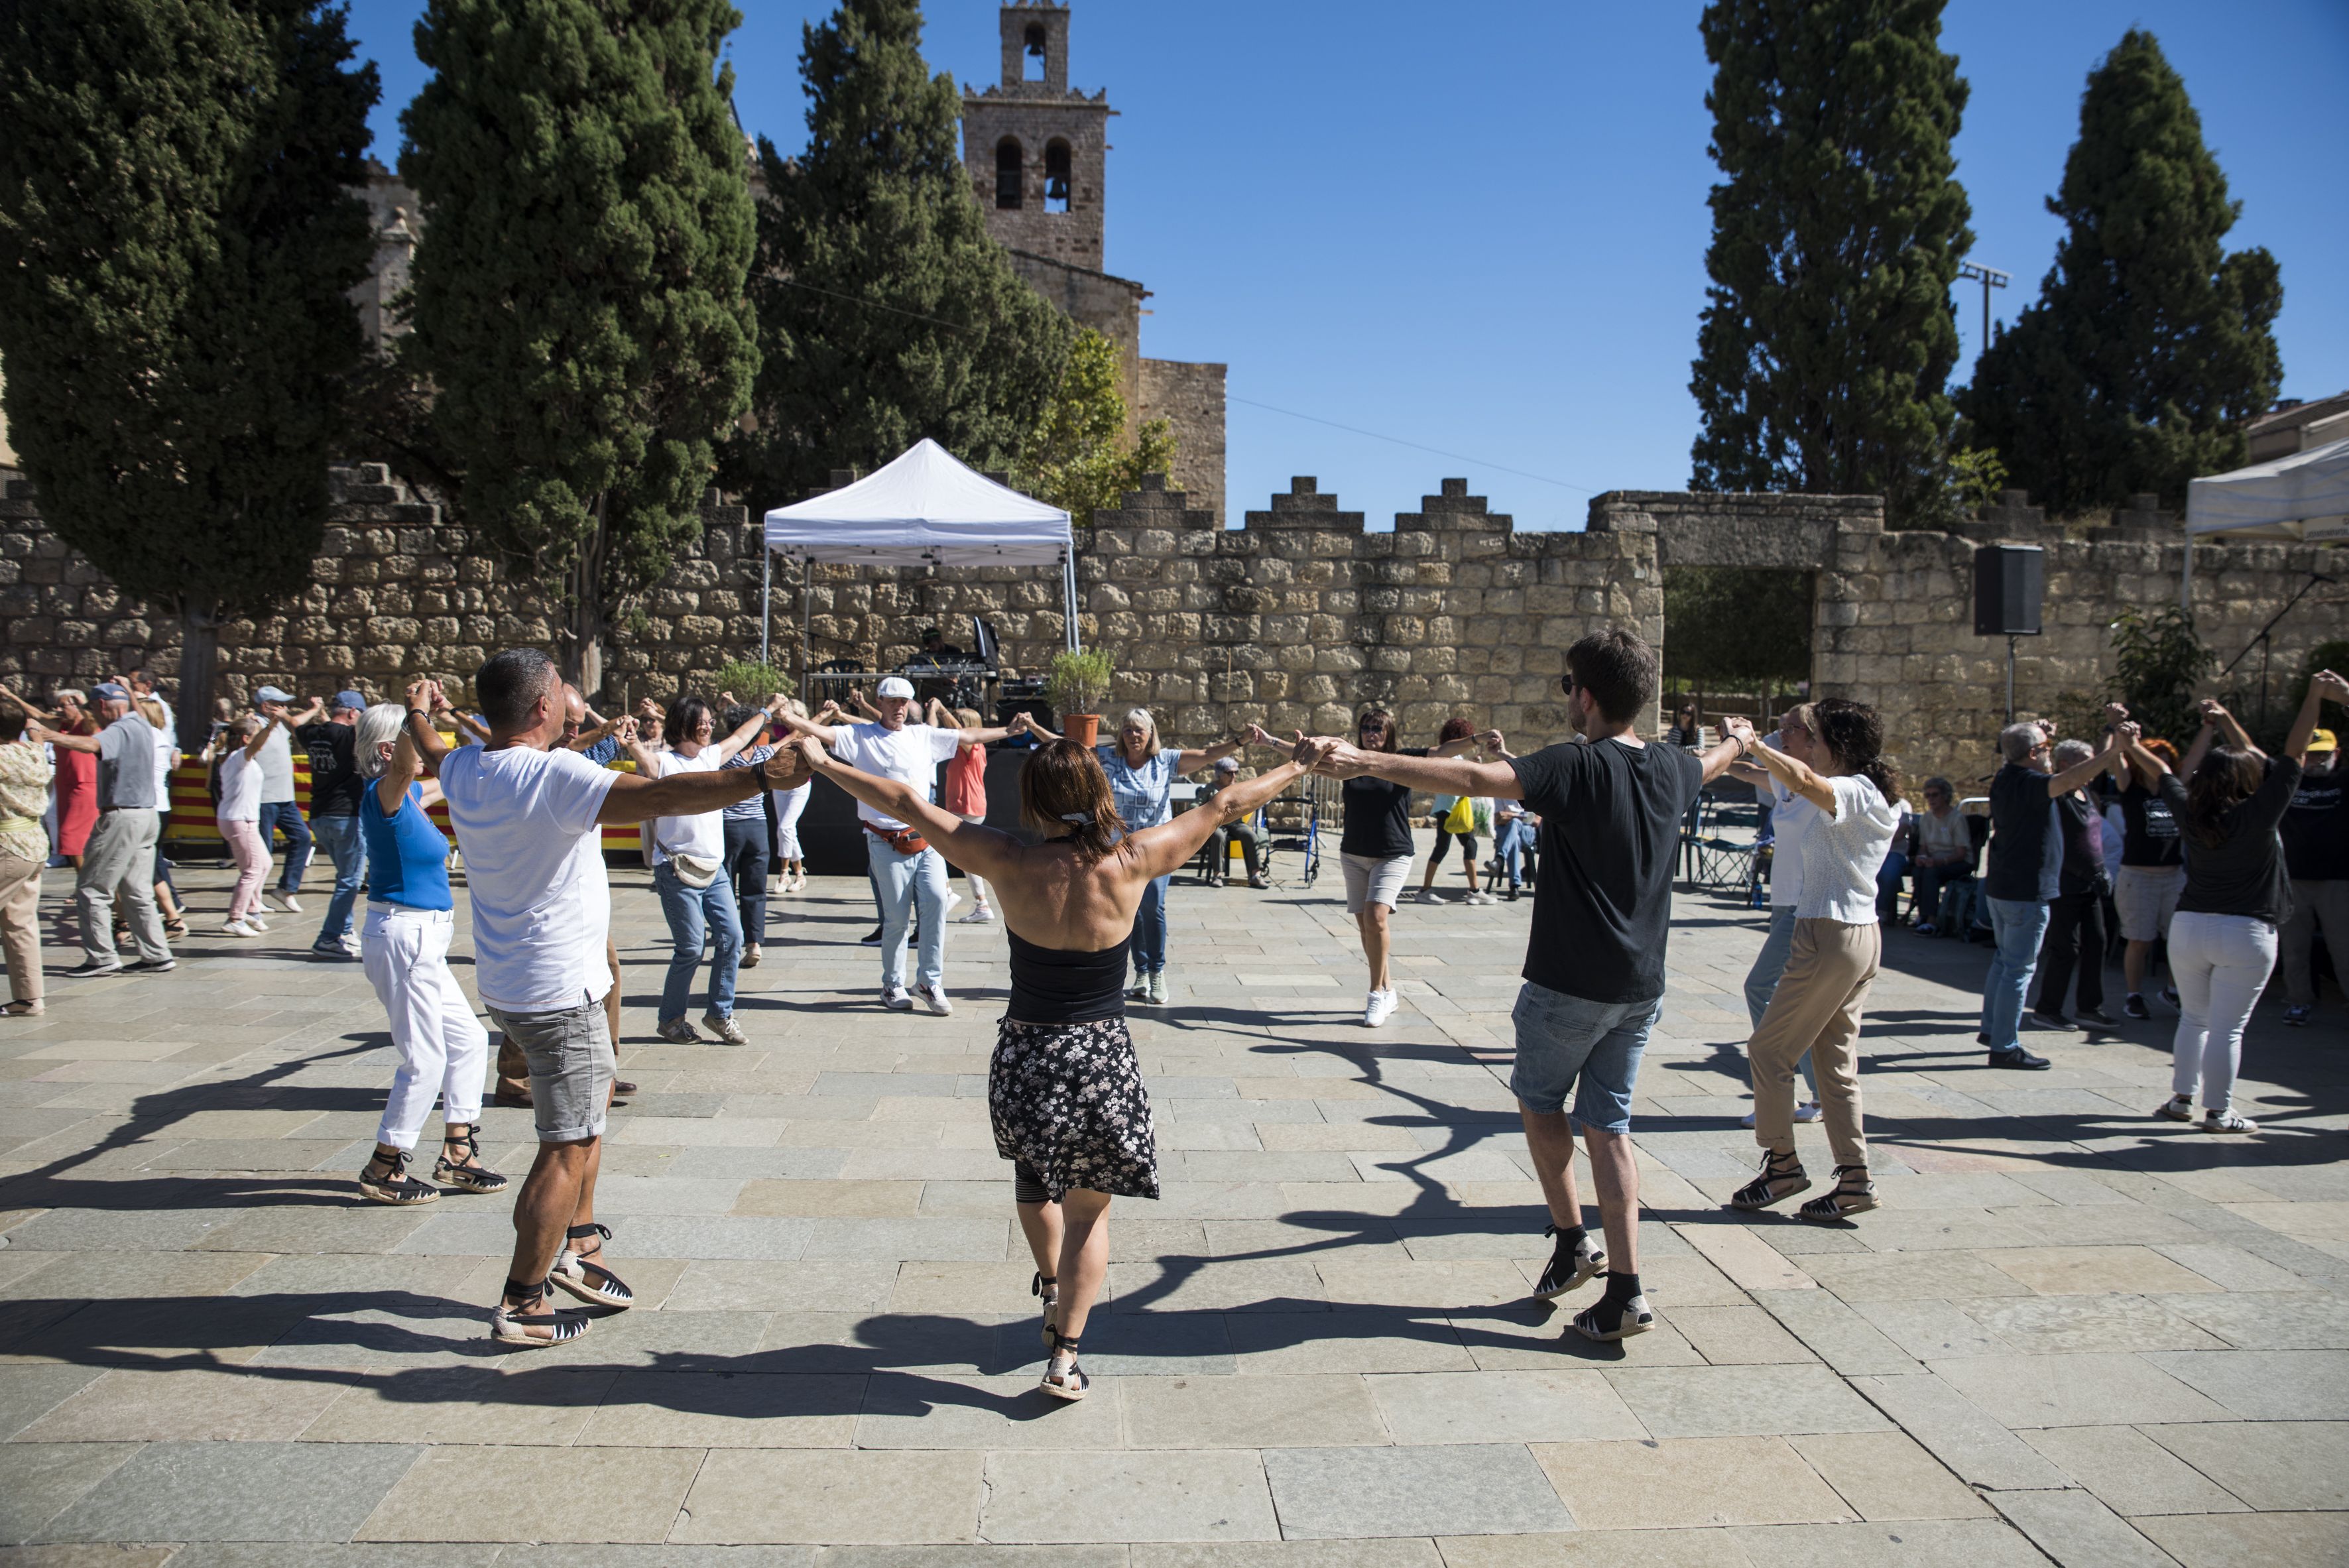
[2,845,2346,1565]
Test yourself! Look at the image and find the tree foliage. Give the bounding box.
[1663,568,1815,694]
[1016,329,1175,528]
[1961,30,2282,516]
[2106,605,2215,747]
[400,0,758,693]
[728,0,1069,501]
[0,0,377,741]
[1689,0,1973,525]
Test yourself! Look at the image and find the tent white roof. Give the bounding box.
[2185,436,2349,544]
[762,439,1072,566]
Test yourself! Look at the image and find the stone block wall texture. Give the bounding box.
[2,465,2340,797]
[1136,358,1229,527]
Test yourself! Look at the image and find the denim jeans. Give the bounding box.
[1742,906,1817,1095]
[1982,896,2052,1052]
[1912,864,1963,927]
[654,860,741,1022]
[1875,851,1909,922]
[723,815,769,945]
[869,835,948,992]
[1131,873,1171,976]
[257,800,312,892]
[308,814,367,947]
[1509,981,1659,1132]
[1496,817,1537,887]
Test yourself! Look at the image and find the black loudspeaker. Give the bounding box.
[1974,545,2045,636]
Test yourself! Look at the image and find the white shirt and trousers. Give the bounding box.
[834,722,961,996]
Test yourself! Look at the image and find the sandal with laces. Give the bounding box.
[549,1221,634,1307]
[1040,1326,1089,1401]
[490,1274,591,1347]
[356,1148,441,1206]
[432,1124,510,1194]
[1797,1165,1878,1223]
[1728,1150,1811,1211]
[1034,1270,1059,1348]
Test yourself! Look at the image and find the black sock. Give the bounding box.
[1549,1223,1588,1254]
[1602,1270,1642,1304]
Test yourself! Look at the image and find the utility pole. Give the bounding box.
[1957,261,2010,363]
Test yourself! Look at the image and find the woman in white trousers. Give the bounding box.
[352,692,506,1204]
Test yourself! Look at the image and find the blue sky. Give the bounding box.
[347,0,2349,530]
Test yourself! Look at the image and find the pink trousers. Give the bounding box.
[221,818,269,921]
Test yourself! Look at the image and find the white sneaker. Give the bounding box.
[264,890,302,914]
[1413,888,1446,904]
[1146,970,1167,1006]
[918,983,953,1016]
[1464,890,1498,906]
[2202,1109,2258,1134]
[882,985,913,1012]
[339,933,362,957]
[243,914,270,933]
[1795,1103,1823,1124]
[221,919,257,938]
[1363,989,1397,1028]
[956,906,994,924]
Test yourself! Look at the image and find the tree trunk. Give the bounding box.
[176,595,220,754]
[565,498,610,699]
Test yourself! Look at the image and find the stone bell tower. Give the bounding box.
[960,1,1110,272]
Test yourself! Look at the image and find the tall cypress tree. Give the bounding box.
[1689,0,1972,524]
[0,0,377,746]
[401,0,758,694]
[728,0,1069,500]
[1962,30,2281,516]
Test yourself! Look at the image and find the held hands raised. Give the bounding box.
[2312,670,2349,703]
[759,736,817,792]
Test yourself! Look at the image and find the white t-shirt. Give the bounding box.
[831,723,961,830]
[217,750,263,823]
[1798,773,1905,923]
[438,745,617,1014]
[1768,778,1816,910]
[254,719,295,804]
[147,698,176,812]
[648,749,723,865]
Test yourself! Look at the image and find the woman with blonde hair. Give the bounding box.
[790,730,1325,1399]
[0,706,53,1016]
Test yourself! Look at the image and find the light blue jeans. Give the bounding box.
[654,861,741,1023]
[1495,817,1537,887]
[870,835,949,993]
[308,814,367,947]
[1982,896,2052,1052]
[1130,873,1170,977]
[1743,906,1817,1095]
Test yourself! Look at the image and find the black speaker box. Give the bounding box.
[1974,545,2044,636]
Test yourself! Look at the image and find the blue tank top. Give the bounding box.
[360,780,453,911]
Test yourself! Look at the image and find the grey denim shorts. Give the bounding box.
[489,993,613,1143]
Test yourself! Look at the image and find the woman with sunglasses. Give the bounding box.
[1337,709,1485,1026]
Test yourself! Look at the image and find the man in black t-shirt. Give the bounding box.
[2282,727,2348,1024]
[294,689,371,961]
[1313,629,1745,1344]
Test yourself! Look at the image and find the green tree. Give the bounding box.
[1962,30,2282,516]
[1689,0,1972,525]
[2106,605,2214,747]
[0,0,377,746]
[1663,568,1814,696]
[400,0,758,694]
[1017,329,1175,527]
[729,0,1069,501]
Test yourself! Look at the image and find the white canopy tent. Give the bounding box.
[2180,436,2349,605]
[760,438,1078,670]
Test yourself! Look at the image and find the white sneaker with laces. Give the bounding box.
[2202,1108,2258,1134]
[243,914,270,932]
[918,983,953,1016]
[222,920,257,938]
[1363,988,1397,1028]
[956,905,994,923]
[265,890,302,914]
[1146,970,1167,1006]
[1464,890,1498,906]
[882,985,913,1011]
[1794,1102,1823,1123]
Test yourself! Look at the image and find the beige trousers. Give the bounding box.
[0,852,41,1003]
[1749,917,1879,1169]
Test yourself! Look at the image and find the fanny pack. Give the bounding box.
[862,821,930,856]
[664,851,723,888]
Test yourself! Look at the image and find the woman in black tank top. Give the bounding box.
[791,732,1323,1402]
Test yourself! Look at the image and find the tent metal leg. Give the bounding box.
[1063,551,1079,651]
[761,546,771,668]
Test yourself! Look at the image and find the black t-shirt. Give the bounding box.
[1986,763,2059,903]
[294,721,362,818]
[2163,754,2301,926]
[1340,747,1427,859]
[2053,792,2108,898]
[2117,781,2183,868]
[2282,764,2348,880]
[1510,737,1705,1005]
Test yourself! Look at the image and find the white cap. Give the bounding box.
[876,676,916,699]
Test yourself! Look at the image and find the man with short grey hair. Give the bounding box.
[1980,711,2122,1068]
[34,683,172,977]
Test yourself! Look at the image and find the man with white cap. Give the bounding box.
[778,677,1024,1012]
[32,682,173,977]
[296,688,373,959]
[250,684,321,913]
[1202,755,1270,888]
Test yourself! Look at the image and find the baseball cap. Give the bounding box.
[877,676,916,700]
[331,688,368,713]
[254,685,294,703]
[2310,728,2338,754]
[91,682,129,701]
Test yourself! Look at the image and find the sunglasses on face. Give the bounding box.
[1558,676,1578,697]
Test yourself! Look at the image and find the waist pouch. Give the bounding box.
[665,851,723,888]
[862,821,930,856]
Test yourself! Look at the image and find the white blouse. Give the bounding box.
[1797,773,1903,924]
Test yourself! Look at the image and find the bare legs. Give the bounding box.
[1016,1189,1113,1341]
[1355,904,1393,993]
[502,1134,602,1337]
[1519,1106,1640,1274]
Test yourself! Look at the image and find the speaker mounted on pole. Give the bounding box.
[1973,545,2045,636]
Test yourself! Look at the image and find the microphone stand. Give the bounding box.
[2217,573,2336,731]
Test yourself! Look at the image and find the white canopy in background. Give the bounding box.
[2179,436,2349,607]
[763,438,1073,566]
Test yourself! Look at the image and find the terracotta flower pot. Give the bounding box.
[1066,713,1101,747]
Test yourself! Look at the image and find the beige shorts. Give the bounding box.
[2114,864,2185,943]
[1341,852,1413,914]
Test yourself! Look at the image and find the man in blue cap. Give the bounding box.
[250,685,320,914]
[296,688,373,958]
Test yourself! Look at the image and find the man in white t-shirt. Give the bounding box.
[778,676,1018,1013]
[411,650,809,1348]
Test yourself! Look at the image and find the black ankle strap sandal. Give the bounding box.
[491,1275,589,1346]
[550,1222,633,1307]
[1034,1271,1059,1346]
[1040,1325,1088,1401]
[432,1126,510,1195]
[1728,1149,1811,1211]
[357,1149,440,1207]
[1797,1165,1878,1223]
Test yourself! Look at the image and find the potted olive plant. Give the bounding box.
[1046,648,1114,748]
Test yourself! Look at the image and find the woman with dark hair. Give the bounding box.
[1723,697,1904,1223]
[1417,715,1495,904]
[714,702,781,970]
[2110,735,2185,1017]
[626,693,783,1046]
[2134,678,2345,1132]
[790,731,1325,1399]
[1338,709,1481,1024]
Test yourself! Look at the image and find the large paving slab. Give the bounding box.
[2,841,2346,1557]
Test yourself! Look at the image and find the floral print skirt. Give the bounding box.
[990,1015,1160,1201]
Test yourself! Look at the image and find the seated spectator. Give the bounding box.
[1200,756,1268,888]
[1874,794,1915,922]
[1908,778,1972,933]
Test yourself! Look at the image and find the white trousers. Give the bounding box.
[362,903,489,1148]
[2167,910,2277,1115]
[772,784,811,861]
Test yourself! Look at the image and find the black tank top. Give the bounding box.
[1006,928,1130,1024]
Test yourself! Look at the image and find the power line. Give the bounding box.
[1227,394,1597,495]
[775,276,967,333]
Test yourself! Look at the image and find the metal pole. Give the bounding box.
[2006,634,2017,725]
[1063,550,1079,651]
[760,542,771,670]
[800,563,812,706]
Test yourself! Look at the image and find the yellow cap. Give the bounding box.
[2309,727,2338,754]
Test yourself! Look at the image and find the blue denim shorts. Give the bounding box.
[1509,981,1659,1132]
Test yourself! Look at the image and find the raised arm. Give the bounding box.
[402,680,451,770]
[772,703,845,747]
[596,743,810,825]
[1314,742,1524,802]
[2177,697,2254,777]
[711,696,783,763]
[785,733,1024,885]
[31,722,104,755]
[2286,671,2348,764]
[1173,733,1249,776]
[1720,718,1833,811]
[375,704,429,817]
[2043,719,2122,796]
[0,688,52,723]
[1130,743,1327,879]
[291,695,327,727]
[241,714,281,762]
